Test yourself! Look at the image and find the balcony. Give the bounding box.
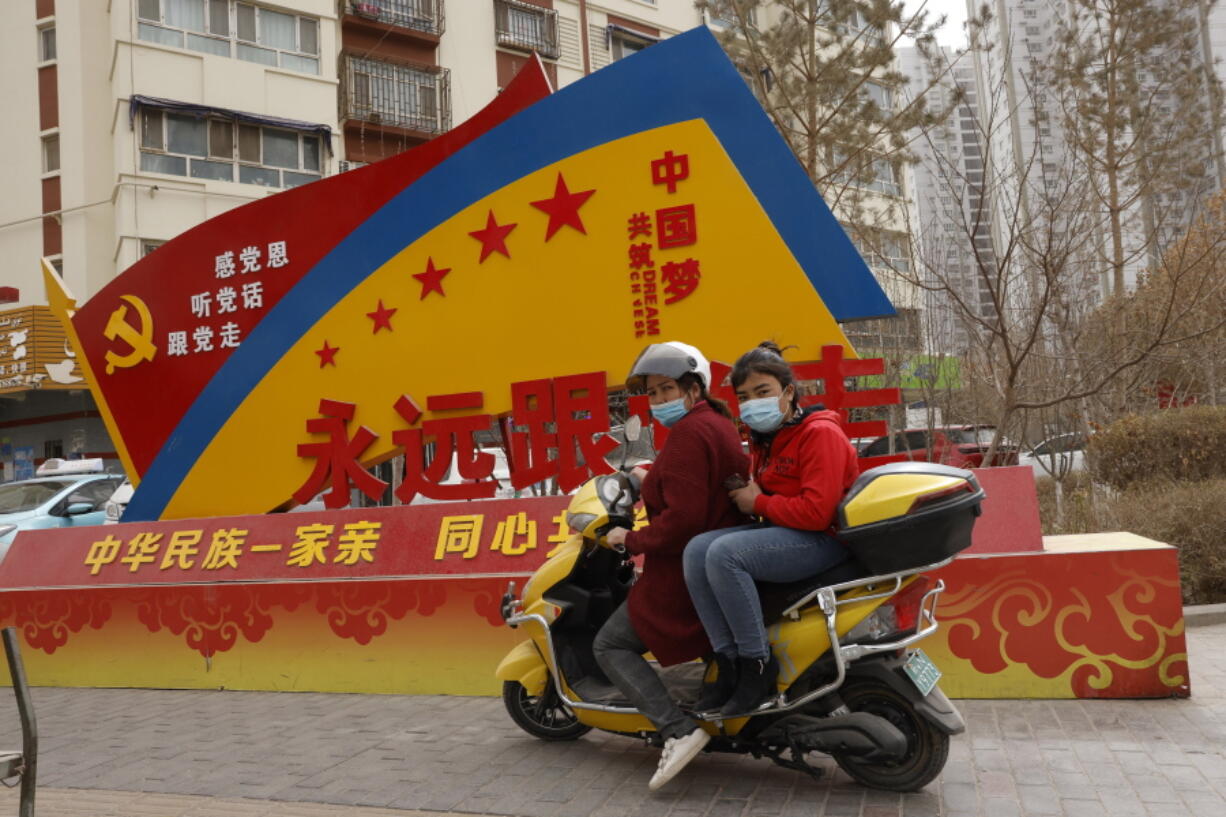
[341,54,451,136]
[494,0,559,60]
[343,0,445,37]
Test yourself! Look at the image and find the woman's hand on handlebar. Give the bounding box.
[631,465,650,483]
[605,527,631,548]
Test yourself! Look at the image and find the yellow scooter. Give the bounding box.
[496,421,982,791]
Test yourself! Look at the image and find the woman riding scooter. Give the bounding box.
[595,341,748,791]
[684,341,859,716]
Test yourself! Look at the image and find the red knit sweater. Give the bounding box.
[623,401,749,666]
[750,408,859,533]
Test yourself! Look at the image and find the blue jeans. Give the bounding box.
[683,523,849,660]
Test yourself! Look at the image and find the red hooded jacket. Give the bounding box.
[750,408,859,533]
[623,401,749,665]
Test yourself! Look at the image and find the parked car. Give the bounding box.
[848,436,878,455]
[0,460,124,559]
[104,479,134,523]
[860,425,1020,468]
[1018,432,1088,479]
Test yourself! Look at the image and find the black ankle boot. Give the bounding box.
[720,654,779,716]
[694,653,738,712]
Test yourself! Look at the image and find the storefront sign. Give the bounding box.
[0,306,84,394]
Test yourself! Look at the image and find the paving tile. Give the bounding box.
[1059,799,1107,817]
[1,623,1223,817]
[979,796,1023,817]
[1017,783,1062,815]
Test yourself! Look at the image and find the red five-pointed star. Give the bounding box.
[468,210,517,262]
[531,173,596,240]
[366,299,397,333]
[315,340,339,368]
[412,257,451,299]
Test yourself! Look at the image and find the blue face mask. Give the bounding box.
[650,397,689,427]
[739,396,786,434]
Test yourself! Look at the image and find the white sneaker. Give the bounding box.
[648,728,711,791]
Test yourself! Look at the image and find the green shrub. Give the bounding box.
[1112,478,1226,605]
[1038,476,1226,605]
[1088,405,1226,490]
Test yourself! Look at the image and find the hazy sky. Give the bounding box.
[906,0,972,46]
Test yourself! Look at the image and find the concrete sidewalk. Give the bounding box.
[2,623,1223,817]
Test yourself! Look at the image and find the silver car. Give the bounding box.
[1019,432,1088,479]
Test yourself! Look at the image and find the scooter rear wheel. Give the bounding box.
[832,678,949,792]
[503,680,592,741]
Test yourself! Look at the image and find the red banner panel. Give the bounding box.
[1,496,571,589]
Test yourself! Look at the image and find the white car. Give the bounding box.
[1019,432,1088,479]
[104,479,134,523]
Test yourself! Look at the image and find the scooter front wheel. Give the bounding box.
[502,679,592,741]
[832,677,949,792]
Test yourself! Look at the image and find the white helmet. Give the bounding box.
[626,341,712,391]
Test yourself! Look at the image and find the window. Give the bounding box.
[832,151,900,196]
[863,81,893,110]
[494,0,559,59]
[42,135,60,173]
[868,158,900,196]
[139,107,324,188]
[141,240,165,256]
[39,26,56,61]
[344,55,451,135]
[709,7,757,27]
[137,0,320,74]
[66,479,122,510]
[610,29,654,61]
[863,233,910,273]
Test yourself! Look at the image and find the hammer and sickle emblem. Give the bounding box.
[103,294,157,375]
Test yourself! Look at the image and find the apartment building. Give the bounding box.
[2,0,339,471]
[900,46,997,355]
[337,1,709,164]
[969,0,1221,301]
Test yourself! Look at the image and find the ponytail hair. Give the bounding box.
[677,371,733,420]
[730,341,801,415]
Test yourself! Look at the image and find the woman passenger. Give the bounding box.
[683,341,858,716]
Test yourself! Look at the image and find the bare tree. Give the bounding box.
[1080,190,1226,415]
[1047,0,1223,297]
[899,4,1225,491]
[695,0,959,233]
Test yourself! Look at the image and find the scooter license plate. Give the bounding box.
[903,649,942,697]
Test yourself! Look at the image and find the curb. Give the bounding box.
[1184,603,1226,627]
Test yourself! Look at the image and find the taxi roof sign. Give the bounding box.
[35,458,105,476]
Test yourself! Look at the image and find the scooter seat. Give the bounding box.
[757,559,869,624]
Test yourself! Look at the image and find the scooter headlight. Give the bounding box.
[566,511,597,535]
